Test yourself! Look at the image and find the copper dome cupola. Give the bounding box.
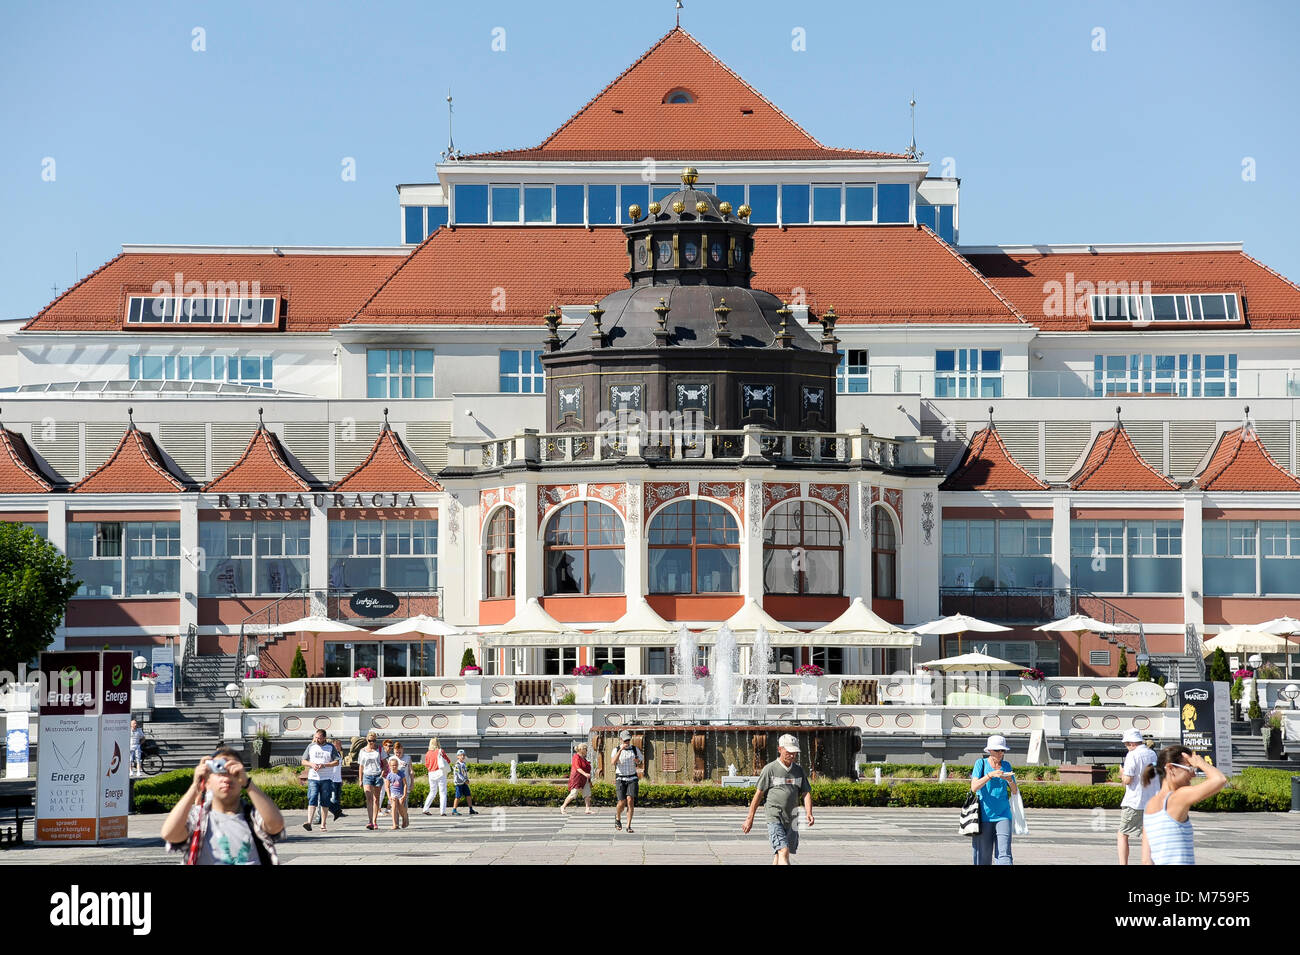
[542,167,840,437]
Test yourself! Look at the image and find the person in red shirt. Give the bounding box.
[560,742,594,815]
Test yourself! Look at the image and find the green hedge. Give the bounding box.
[133,766,1294,813]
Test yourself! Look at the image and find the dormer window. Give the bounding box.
[1089,292,1241,325]
[664,88,695,104]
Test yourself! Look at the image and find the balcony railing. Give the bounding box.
[449,425,932,474]
[835,367,1300,399]
[939,587,1142,655]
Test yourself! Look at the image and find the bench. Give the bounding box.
[514,679,553,706]
[385,680,422,708]
[605,679,645,706]
[839,679,879,705]
[0,794,32,849]
[304,681,341,708]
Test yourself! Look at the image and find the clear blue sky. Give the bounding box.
[3,0,1297,320]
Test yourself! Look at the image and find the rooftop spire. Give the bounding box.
[905,94,924,161]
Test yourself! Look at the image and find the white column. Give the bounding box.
[742,479,763,600]
[1182,495,1204,631]
[845,481,867,601]
[904,487,940,625]
[309,499,329,591]
[47,499,67,652]
[1051,494,1071,590]
[623,480,645,602]
[179,497,198,637]
[518,484,538,616]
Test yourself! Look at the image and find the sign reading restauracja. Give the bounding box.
[206,493,422,508]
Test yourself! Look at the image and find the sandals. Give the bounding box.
[615,817,622,830]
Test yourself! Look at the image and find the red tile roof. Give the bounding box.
[353,225,1023,325]
[459,29,905,162]
[23,251,407,333]
[1194,426,1300,491]
[72,426,191,493]
[942,426,1049,491]
[965,249,1300,331]
[333,425,442,492]
[0,426,55,493]
[1069,425,1179,491]
[204,425,315,492]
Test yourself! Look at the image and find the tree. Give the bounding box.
[460,648,477,670]
[0,523,80,676]
[1135,662,1152,683]
[290,646,307,678]
[1207,647,1231,683]
[1116,646,1127,677]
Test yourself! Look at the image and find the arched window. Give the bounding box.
[663,88,695,104]
[543,501,625,595]
[648,499,740,594]
[763,500,843,594]
[872,505,898,600]
[484,507,515,599]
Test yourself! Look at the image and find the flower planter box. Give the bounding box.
[1058,764,1108,785]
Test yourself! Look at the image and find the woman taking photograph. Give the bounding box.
[355,733,386,831]
[560,742,594,815]
[1141,746,1227,865]
[422,737,451,816]
[969,734,1019,865]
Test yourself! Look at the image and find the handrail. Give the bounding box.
[938,587,1142,658]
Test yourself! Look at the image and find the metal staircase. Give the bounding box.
[135,653,234,766]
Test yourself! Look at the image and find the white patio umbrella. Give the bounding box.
[1201,628,1296,657]
[810,597,919,670]
[919,651,1024,672]
[479,598,584,647]
[909,613,1010,656]
[373,614,462,674]
[705,599,801,635]
[268,615,367,675]
[1034,614,1120,677]
[1254,617,1300,678]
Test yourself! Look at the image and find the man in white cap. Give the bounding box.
[611,730,644,833]
[742,734,813,865]
[1117,729,1157,865]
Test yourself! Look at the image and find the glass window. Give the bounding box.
[837,349,869,393]
[404,206,423,244]
[199,522,253,595]
[543,647,579,675]
[781,184,810,224]
[619,185,649,222]
[937,205,955,243]
[324,642,352,678]
[587,185,617,225]
[915,203,936,231]
[454,184,488,224]
[254,520,309,595]
[426,206,447,235]
[72,521,179,597]
[872,506,897,600]
[877,183,910,223]
[556,185,584,224]
[763,500,841,595]
[748,185,778,224]
[366,349,434,400]
[524,185,553,223]
[812,185,841,223]
[935,348,1001,398]
[499,349,544,393]
[715,185,745,210]
[543,501,624,595]
[650,500,740,594]
[845,185,874,222]
[491,185,521,223]
[485,508,515,599]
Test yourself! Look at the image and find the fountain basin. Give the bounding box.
[591,724,861,784]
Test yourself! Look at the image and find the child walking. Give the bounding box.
[451,749,479,816]
[383,756,410,830]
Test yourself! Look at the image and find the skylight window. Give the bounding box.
[1089,293,1241,324]
[126,295,278,327]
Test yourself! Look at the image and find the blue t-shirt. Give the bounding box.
[385,771,407,799]
[973,757,1013,822]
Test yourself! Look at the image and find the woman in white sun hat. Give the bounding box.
[969,735,1019,865]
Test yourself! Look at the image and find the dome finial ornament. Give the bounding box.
[737,203,752,220]
[653,297,673,346]
[671,200,685,215]
[627,203,643,223]
[714,297,732,345]
[589,304,606,349]
[543,305,561,351]
[681,166,699,186]
[648,201,662,216]
[718,200,732,215]
[695,200,709,214]
[775,302,794,349]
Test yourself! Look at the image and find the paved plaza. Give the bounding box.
[4,807,1295,865]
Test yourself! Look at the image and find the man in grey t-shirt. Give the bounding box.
[742,734,814,865]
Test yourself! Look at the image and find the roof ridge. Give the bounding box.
[1071,425,1177,490]
[72,425,188,493]
[929,227,1027,324]
[22,252,126,331]
[203,425,313,492]
[1238,249,1300,299]
[0,427,54,492]
[346,229,445,325]
[942,424,1049,491]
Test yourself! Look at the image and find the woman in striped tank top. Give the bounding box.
[1140,745,1227,865]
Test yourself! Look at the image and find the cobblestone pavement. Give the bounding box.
[4,807,1296,865]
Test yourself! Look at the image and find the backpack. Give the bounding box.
[241,800,276,867]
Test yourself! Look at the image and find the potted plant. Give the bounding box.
[1088,692,1102,707]
[692,665,710,679]
[1262,709,1284,760]
[1247,677,1264,734]
[459,648,481,676]
[1230,675,1245,721]
[251,726,273,770]
[795,663,824,677]
[1019,667,1047,705]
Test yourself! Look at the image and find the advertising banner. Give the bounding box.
[5,717,30,779]
[152,646,175,708]
[1177,681,1234,778]
[98,651,133,840]
[36,651,101,844]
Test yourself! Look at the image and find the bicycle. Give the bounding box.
[139,736,164,777]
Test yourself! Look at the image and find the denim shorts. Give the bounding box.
[307,779,333,806]
[767,821,799,855]
[363,774,383,787]
[454,783,472,799]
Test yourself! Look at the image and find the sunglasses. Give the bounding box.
[1167,762,1195,775]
